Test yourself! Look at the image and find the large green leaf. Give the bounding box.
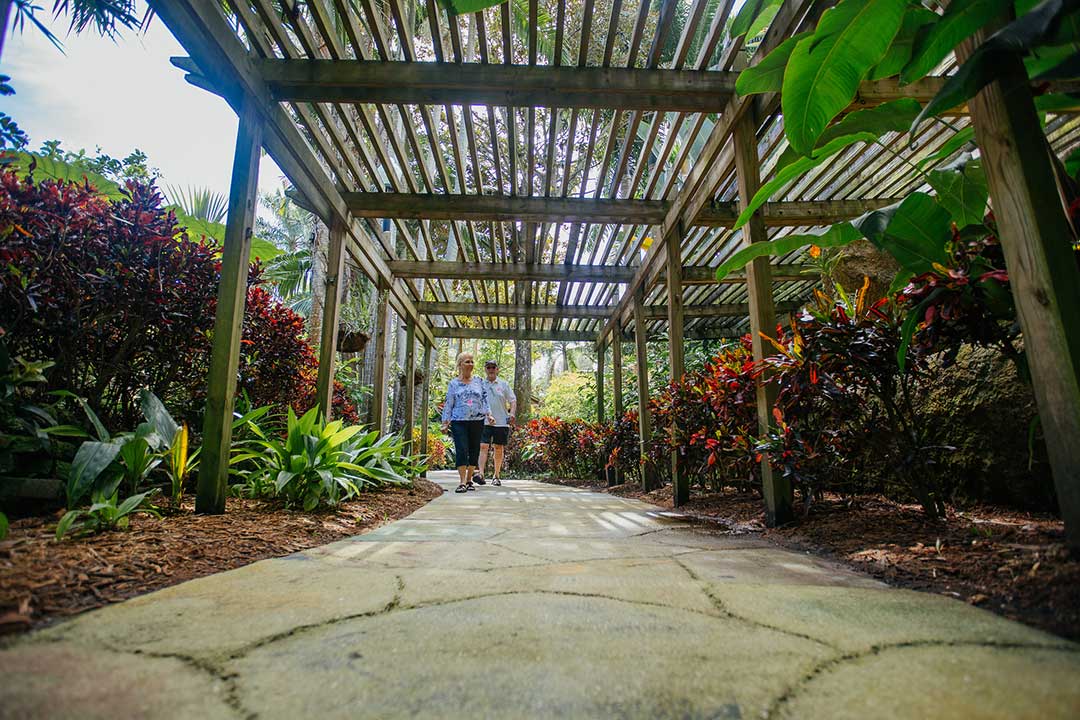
[2,151,126,200]
[1066,146,1080,179]
[869,6,939,80]
[730,0,783,40]
[901,0,1012,84]
[169,206,281,263]
[714,222,862,280]
[737,100,922,228]
[911,0,1080,134]
[869,192,953,286]
[927,156,989,228]
[67,441,121,508]
[139,389,179,449]
[439,0,505,15]
[736,32,811,96]
[782,0,908,156]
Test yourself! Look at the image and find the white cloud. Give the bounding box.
[2,15,284,200]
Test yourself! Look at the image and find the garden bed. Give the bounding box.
[0,479,443,635]
[544,476,1080,641]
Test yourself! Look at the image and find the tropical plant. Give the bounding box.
[166,185,228,223]
[55,489,160,540]
[235,407,418,510]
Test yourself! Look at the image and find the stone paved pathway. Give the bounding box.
[2,472,1079,719]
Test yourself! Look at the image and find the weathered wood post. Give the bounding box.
[596,338,606,424]
[420,341,432,478]
[403,320,416,452]
[370,279,391,435]
[196,102,262,514]
[612,323,624,484]
[633,289,658,491]
[965,41,1080,550]
[315,220,346,419]
[665,225,689,506]
[734,116,791,527]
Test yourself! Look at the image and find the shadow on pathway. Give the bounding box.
[2,471,1078,719]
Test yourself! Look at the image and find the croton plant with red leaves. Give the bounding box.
[0,170,356,431]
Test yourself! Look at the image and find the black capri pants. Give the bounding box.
[450,419,484,468]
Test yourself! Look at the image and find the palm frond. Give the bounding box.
[165,185,229,224]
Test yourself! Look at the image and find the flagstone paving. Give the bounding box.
[2,472,1078,719]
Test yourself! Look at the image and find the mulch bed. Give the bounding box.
[544,475,1080,642]
[0,479,444,635]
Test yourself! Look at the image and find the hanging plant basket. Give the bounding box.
[337,329,370,354]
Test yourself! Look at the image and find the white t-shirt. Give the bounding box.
[482,377,516,426]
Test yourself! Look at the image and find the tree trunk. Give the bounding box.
[308,221,327,347]
[514,339,532,421]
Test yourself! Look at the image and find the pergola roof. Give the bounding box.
[157,0,1080,346]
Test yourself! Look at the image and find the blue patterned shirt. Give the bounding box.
[441,376,491,422]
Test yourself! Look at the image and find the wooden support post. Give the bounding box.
[596,339,606,424]
[612,322,624,485]
[370,279,391,435]
[196,102,262,515]
[734,116,792,527]
[315,220,346,419]
[967,49,1080,550]
[665,226,689,506]
[633,289,658,491]
[403,320,416,452]
[420,341,432,478]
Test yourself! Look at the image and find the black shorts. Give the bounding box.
[481,425,510,445]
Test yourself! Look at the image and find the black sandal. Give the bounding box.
[466,482,476,491]
[455,484,468,493]
[492,478,501,486]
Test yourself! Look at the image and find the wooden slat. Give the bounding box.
[434,327,598,342]
[392,261,635,282]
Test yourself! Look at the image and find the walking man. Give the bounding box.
[474,360,516,486]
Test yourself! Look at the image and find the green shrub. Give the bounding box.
[55,490,160,539]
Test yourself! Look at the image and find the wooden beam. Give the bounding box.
[696,197,904,227]
[370,280,391,434]
[433,327,597,343]
[390,261,636,283]
[417,300,801,319]
[345,192,668,224]
[681,264,812,284]
[261,59,737,111]
[403,320,416,452]
[196,100,261,515]
[419,341,432,478]
[735,115,791,527]
[666,226,689,507]
[345,192,902,227]
[965,40,1080,548]
[633,289,658,490]
[315,220,346,419]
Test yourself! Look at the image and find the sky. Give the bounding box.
[2,10,285,201]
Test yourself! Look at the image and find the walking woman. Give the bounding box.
[441,352,494,494]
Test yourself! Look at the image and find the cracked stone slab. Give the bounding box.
[300,539,544,570]
[398,556,718,614]
[0,643,236,720]
[678,548,886,589]
[487,537,711,563]
[775,644,1080,719]
[37,557,400,659]
[709,583,1076,653]
[228,593,830,719]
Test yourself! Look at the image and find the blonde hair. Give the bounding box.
[455,351,474,371]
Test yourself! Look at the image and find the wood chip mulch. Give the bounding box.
[543,475,1080,642]
[0,479,444,636]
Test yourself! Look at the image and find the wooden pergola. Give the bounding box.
[152,0,1080,538]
